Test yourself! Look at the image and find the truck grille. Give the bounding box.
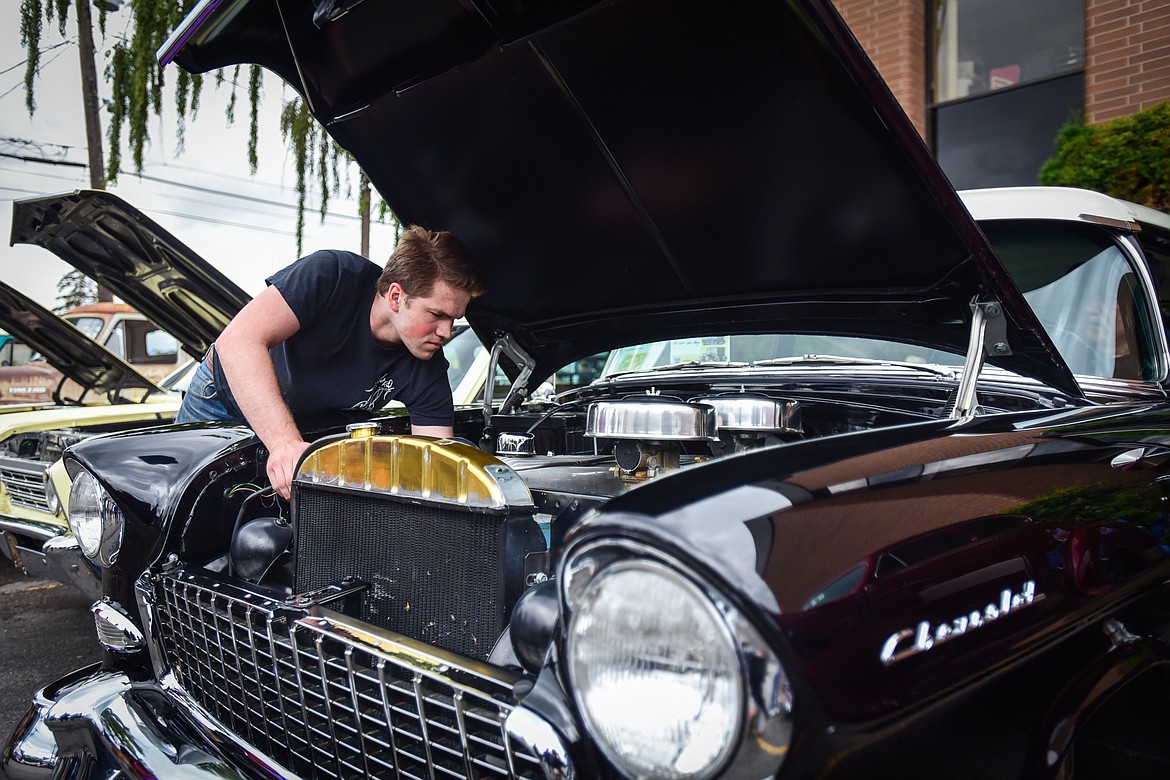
[148,570,543,780]
[0,463,48,511]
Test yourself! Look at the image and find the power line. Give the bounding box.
[0,158,363,222]
[0,151,87,168]
[0,44,75,102]
[133,170,362,222]
[0,41,71,77]
[0,160,392,240]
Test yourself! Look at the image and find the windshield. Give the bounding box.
[602,335,963,376]
[600,221,1159,383]
[65,315,104,339]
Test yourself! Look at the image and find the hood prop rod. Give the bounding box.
[481,334,537,445]
[951,299,1010,420]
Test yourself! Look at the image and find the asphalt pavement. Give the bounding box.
[0,561,102,742]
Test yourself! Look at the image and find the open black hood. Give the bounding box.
[11,190,251,361]
[161,0,1079,396]
[0,280,164,399]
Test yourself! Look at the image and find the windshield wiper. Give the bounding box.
[751,354,958,378]
[602,359,750,379]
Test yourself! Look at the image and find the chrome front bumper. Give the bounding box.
[3,665,575,780]
[0,517,100,600]
[2,666,295,780]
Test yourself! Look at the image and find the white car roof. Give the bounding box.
[959,186,1170,233]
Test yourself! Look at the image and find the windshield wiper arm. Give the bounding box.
[603,360,750,379]
[752,354,958,378]
[752,354,869,366]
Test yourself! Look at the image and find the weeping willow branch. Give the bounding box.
[19,0,43,114]
[18,0,393,251]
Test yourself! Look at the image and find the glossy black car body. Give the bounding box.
[6,1,1170,779]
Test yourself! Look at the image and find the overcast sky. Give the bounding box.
[0,0,398,313]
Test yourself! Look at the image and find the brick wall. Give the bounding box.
[1085,0,1170,122]
[835,0,928,138]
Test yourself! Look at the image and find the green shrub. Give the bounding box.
[1039,100,1170,211]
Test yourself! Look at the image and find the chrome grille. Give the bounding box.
[149,570,543,779]
[0,464,48,511]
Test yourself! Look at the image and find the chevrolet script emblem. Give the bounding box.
[880,580,1043,666]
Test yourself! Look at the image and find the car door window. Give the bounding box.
[104,321,126,359]
[985,219,1158,381]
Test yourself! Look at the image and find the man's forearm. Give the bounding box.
[215,337,301,452]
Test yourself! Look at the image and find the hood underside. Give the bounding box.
[10,190,251,360]
[162,0,1079,396]
[0,280,164,399]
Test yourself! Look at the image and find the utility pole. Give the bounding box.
[360,170,371,257]
[75,0,113,301]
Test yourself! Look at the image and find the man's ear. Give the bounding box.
[386,282,406,313]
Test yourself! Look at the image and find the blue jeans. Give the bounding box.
[176,360,243,424]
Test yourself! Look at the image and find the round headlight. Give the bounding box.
[68,470,123,566]
[567,558,743,780]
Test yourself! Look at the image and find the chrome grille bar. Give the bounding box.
[149,570,543,779]
[0,466,49,511]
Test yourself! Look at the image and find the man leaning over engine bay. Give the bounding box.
[176,226,485,499]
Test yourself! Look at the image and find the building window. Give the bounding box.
[934,72,1083,189]
[932,0,1083,102]
[930,0,1084,189]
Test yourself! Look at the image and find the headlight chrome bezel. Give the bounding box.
[561,538,795,780]
[42,470,60,516]
[68,469,124,566]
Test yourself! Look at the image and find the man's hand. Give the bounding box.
[266,439,311,499]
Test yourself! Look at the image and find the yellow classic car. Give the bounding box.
[0,190,250,595]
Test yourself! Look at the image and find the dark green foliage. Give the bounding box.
[279,97,349,255]
[19,0,42,114]
[1039,101,1170,212]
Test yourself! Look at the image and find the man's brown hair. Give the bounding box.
[377,225,485,299]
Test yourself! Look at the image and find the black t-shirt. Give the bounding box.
[216,250,453,426]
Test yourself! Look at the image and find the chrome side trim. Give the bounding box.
[1079,213,1142,232]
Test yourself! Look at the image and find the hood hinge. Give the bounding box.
[482,334,536,431]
